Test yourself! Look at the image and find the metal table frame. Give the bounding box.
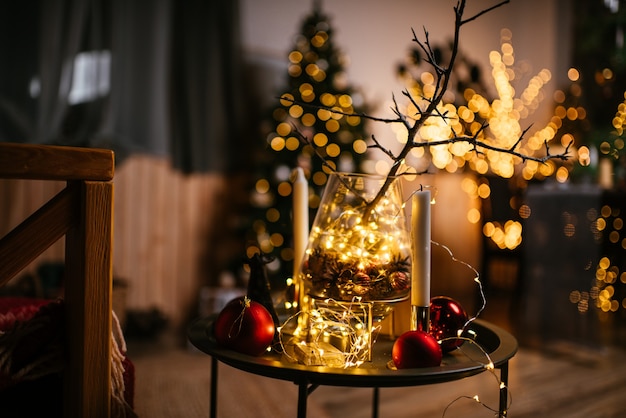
[188,318,518,418]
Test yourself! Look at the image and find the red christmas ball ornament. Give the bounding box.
[392,330,442,369]
[213,296,275,356]
[429,296,468,353]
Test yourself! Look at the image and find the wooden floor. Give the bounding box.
[128,291,626,418]
[315,347,626,418]
[129,341,626,417]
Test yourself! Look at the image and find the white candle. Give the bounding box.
[292,167,309,279]
[411,190,431,308]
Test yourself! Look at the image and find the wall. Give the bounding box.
[112,155,232,329]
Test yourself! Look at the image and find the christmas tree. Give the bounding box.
[245,2,371,289]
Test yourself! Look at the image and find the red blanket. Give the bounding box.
[0,298,135,417]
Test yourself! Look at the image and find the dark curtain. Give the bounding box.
[170,0,250,173]
[100,0,172,161]
[0,0,246,173]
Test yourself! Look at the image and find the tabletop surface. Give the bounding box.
[188,317,518,388]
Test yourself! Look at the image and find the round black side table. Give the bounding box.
[188,317,517,418]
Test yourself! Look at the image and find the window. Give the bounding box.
[67,50,111,105]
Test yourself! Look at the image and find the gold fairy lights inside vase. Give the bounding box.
[302,175,412,305]
[316,202,407,261]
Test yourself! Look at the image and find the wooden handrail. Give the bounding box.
[0,142,114,181]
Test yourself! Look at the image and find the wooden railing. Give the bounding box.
[0,142,114,417]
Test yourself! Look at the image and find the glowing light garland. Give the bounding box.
[438,332,513,417]
[279,296,379,368]
[432,241,511,416]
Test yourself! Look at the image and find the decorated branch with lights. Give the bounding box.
[396,28,560,181]
[284,0,571,211]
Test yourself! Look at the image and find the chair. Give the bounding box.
[0,142,115,417]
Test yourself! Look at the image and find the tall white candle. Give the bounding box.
[411,190,431,308]
[292,167,309,280]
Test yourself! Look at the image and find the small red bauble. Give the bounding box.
[213,296,275,356]
[429,296,468,353]
[392,330,442,369]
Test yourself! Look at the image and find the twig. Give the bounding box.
[368,134,397,160]
[460,0,511,25]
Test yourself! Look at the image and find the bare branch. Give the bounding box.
[508,124,533,153]
[277,0,568,216]
[279,95,400,124]
[460,0,511,25]
[412,28,446,76]
[367,134,397,160]
[291,125,336,174]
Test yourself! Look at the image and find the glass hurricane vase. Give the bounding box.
[301,172,411,322]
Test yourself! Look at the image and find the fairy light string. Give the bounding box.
[279,296,380,368]
[430,240,512,416]
[438,334,513,417]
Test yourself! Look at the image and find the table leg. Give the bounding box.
[210,356,218,418]
[499,361,509,417]
[296,381,321,418]
[297,381,308,418]
[372,387,380,418]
